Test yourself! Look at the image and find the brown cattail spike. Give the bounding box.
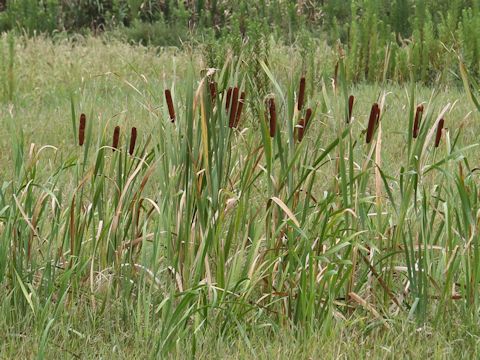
[435,118,444,148]
[366,103,379,144]
[305,108,313,127]
[209,82,217,102]
[334,62,339,89]
[234,92,246,128]
[165,89,175,122]
[112,126,120,151]
[297,119,306,142]
[129,127,137,155]
[79,113,86,146]
[348,95,355,123]
[413,104,424,139]
[229,87,239,128]
[269,98,276,138]
[225,87,233,111]
[297,76,306,111]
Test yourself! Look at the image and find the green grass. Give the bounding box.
[1,35,480,359]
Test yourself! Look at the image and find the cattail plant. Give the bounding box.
[412,104,424,138]
[348,95,355,123]
[234,91,246,128]
[79,113,86,146]
[435,118,444,147]
[165,89,176,122]
[366,103,379,144]
[268,97,276,138]
[129,127,137,155]
[297,76,306,111]
[229,87,239,128]
[225,87,233,111]
[112,126,120,151]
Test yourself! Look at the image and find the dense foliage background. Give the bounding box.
[0,0,479,83]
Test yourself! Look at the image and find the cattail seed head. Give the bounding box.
[297,119,306,142]
[348,95,355,123]
[209,81,217,101]
[269,98,276,138]
[112,126,120,151]
[229,87,239,128]
[225,87,233,111]
[129,127,137,155]
[366,103,379,144]
[297,76,306,111]
[435,118,444,148]
[165,89,175,122]
[333,62,339,89]
[234,91,246,128]
[305,108,313,127]
[413,104,424,139]
[79,113,86,146]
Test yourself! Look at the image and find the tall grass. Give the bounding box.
[0,36,479,357]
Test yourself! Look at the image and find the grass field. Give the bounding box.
[1,35,480,359]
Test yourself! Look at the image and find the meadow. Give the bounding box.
[1,34,480,358]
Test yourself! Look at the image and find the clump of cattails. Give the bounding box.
[225,87,233,111]
[366,103,380,144]
[412,104,424,139]
[165,89,175,122]
[435,118,444,147]
[129,127,137,155]
[79,113,86,146]
[234,91,246,128]
[112,126,120,151]
[268,98,276,138]
[297,76,306,111]
[348,95,355,123]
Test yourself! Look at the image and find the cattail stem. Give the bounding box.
[348,95,355,123]
[79,113,86,146]
[413,104,424,139]
[297,76,306,111]
[229,87,239,128]
[129,127,137,155]
[366,103,379,144]
[269,98,276,138]
[165,89,175,122]
[234,92,246,128]
[435,118,444,147]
